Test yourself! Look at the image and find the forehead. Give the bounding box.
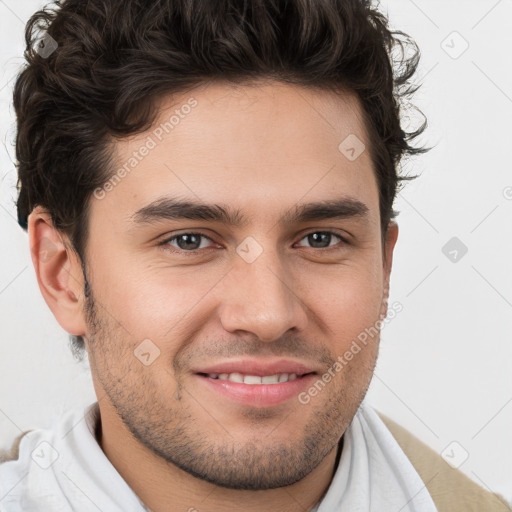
[94,80,379,229]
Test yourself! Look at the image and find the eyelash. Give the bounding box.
[157,230,349,255]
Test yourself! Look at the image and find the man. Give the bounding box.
[0,0,509,510]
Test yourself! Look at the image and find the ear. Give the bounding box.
[381,221,399,314]
[28,206,87,336]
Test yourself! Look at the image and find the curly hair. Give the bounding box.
[13,0,428,360]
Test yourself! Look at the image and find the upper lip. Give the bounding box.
[193,359,318,377]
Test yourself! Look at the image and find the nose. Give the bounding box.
[218,250,309,342]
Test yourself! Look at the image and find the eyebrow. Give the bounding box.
[130,196,370,227]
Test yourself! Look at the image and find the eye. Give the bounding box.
[160,232,216,252]
[295,231,347,249]
[158,229,348,255]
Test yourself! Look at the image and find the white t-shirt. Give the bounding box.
[0,400,437,511]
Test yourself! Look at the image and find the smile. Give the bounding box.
[202,372,303,384]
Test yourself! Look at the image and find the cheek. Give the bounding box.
[299,262,385,336]
[87,254,220,354]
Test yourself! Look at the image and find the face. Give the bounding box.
[80,80,397,490]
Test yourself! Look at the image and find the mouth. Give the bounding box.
[193,359,319,407]
[197,371,314,385]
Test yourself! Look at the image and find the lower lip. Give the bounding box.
[195,373,317,407]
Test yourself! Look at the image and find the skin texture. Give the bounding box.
[29,80,399,512]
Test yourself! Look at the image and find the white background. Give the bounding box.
[1,0,511,504]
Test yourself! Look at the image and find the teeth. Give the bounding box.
[206,372,301,384]
[228,372,244,383]
[244,375,262,385]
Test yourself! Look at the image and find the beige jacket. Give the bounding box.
[1,413,510,511]
[376,411,511,511]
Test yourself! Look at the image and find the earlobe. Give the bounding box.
[28,206,87,336]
